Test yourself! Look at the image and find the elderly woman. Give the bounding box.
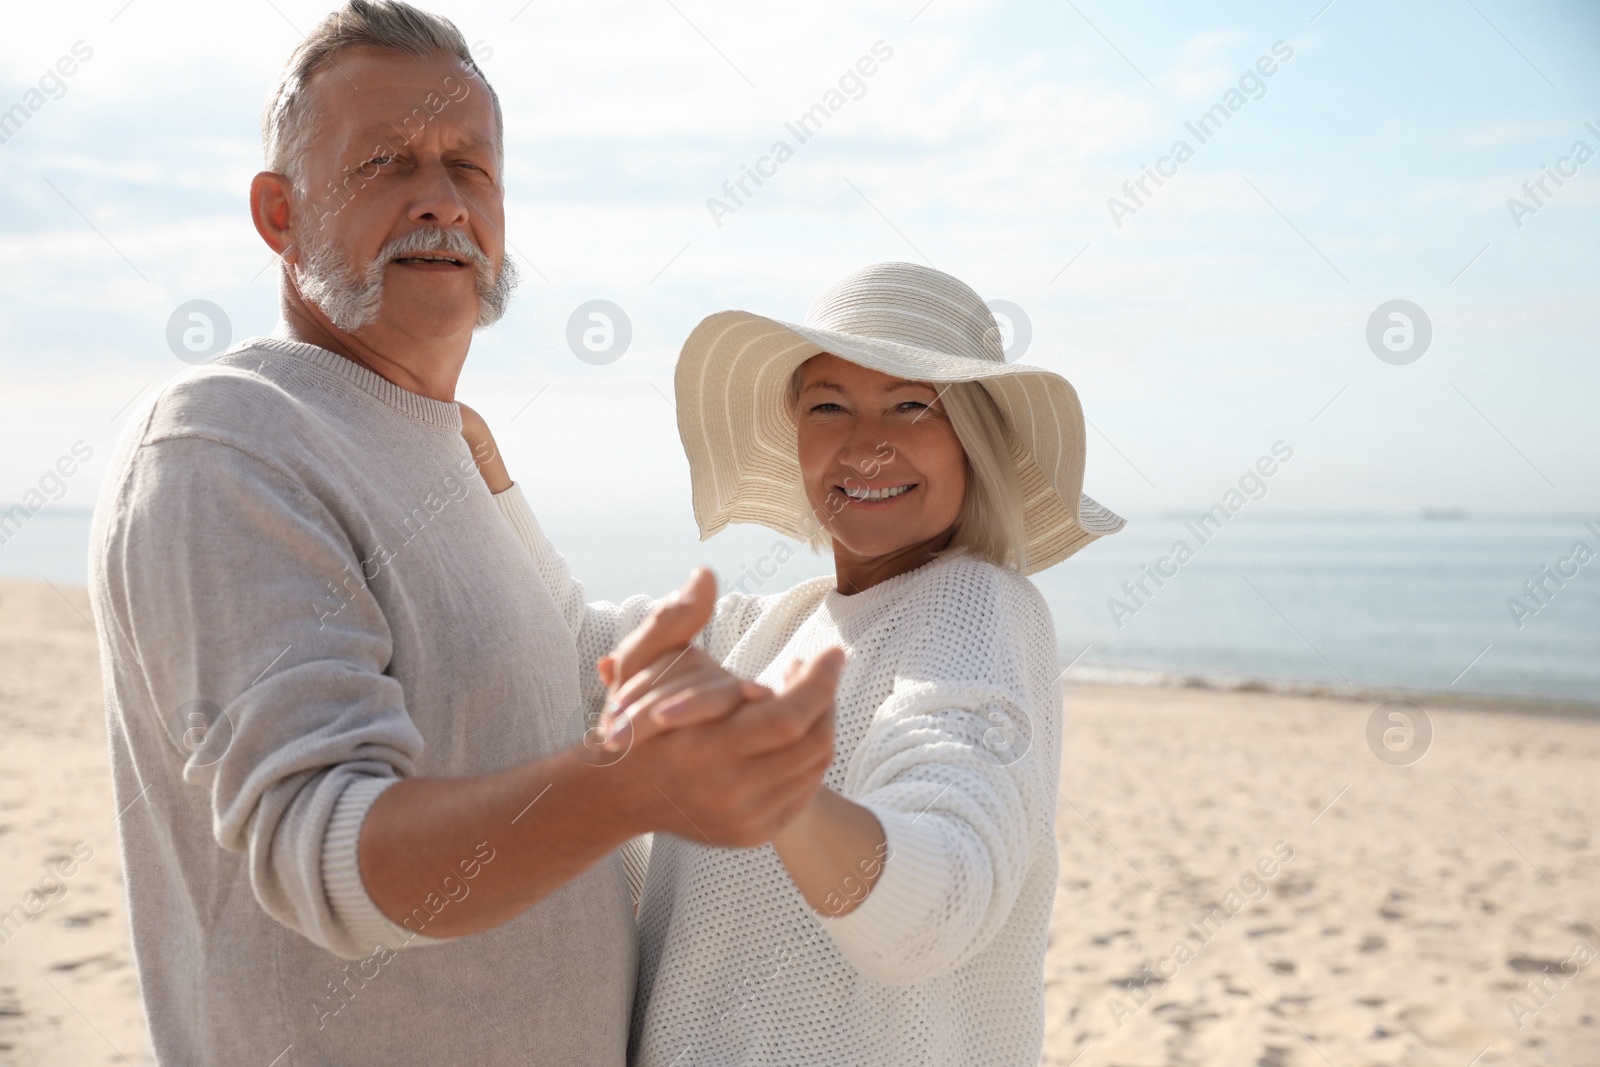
[464,262,1122,1066]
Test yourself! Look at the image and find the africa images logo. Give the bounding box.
[0,40,93,149]
[706,41,895,228]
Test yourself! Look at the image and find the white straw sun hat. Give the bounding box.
[674,262,1125,575]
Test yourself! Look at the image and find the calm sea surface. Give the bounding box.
[7,508,1597,706]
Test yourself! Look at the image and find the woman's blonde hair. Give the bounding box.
[788,366,1029,571]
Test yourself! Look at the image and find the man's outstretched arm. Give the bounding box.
[357,571,843,940]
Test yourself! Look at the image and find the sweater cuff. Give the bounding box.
[322,776,441,955]
[821,805,953,968]
[492,482,552,562]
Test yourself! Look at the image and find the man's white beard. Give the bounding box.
[295,221,520,332]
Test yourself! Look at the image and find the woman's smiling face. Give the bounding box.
[796,353,968,567]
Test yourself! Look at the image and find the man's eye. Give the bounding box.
[367,155,395,167]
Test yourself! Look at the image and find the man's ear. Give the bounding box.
[250,171,300,265]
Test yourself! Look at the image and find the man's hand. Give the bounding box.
[358,567,842,939]
[619,649,843,848]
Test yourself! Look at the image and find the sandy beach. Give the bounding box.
[1,576,1594,1066]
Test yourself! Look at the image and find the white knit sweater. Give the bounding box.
[496,486,1063,1067]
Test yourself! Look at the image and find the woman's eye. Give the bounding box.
[897,401,929,413]
[809,402,844,413]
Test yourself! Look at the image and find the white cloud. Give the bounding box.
[1163,29,1249,100]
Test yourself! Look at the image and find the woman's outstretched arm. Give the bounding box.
[458,403,769,675]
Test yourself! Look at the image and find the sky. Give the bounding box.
[1,0,1597,543]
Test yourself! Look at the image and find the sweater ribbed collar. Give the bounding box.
[241,334,463,432]
[822,554,957,624]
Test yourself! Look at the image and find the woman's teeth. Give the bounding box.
[841,484,913,502]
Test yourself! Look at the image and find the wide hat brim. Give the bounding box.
[674,310,1125,576]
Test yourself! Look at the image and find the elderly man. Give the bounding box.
[87,2,839,1063]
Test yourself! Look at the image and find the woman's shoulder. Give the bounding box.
[851,559,1062,700]
[905,554,1050,620]
[888,555,1056,664]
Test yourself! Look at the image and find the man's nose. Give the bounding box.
[406,161,471,227]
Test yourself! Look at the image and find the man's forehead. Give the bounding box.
[306,48,488,109]
[304,49,496,144]
[339,121,496,154]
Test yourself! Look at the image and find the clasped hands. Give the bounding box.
[588,567,845,849]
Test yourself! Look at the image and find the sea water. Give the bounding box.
[7,508,1596,706]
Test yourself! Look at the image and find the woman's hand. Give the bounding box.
[599,643,773,751]
[458,401,513,494]
[594,569,845,766]
[595,568,774,750]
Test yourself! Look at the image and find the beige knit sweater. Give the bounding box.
[89,338,636,1065]
[495,484,1063,1067]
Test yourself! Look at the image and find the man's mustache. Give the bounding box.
[376,225,494,274]
[294,220,518,332]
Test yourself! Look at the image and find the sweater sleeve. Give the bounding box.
[493,484,762,909]
[100,436,437,960]
[492,482,767,720]
[492,484,654,723]
[822,564,1061,986]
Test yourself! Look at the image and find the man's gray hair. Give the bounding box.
[261,0,501,190]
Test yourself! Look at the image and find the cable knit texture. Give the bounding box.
[496,485,1062,1067]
